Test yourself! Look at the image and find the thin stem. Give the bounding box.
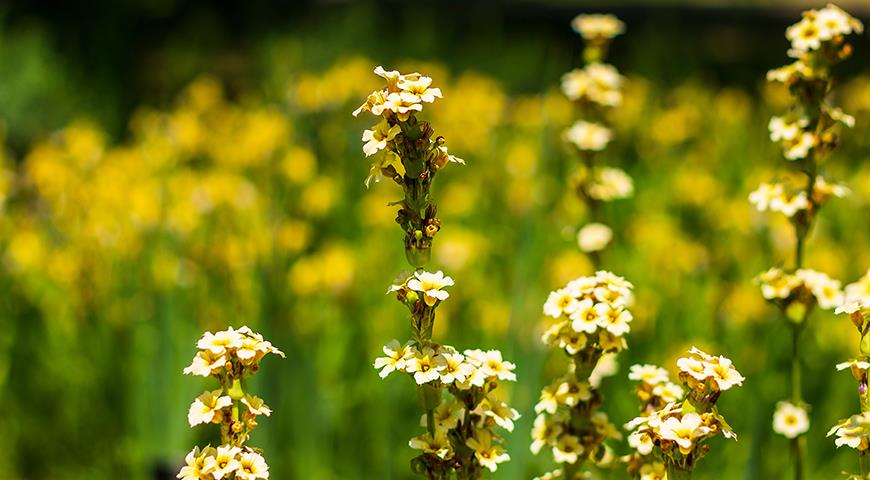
[792,436,805,480]
[859,449,870,478]
[666,461,693,480]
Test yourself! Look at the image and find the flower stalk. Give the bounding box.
[178,326,284,480]
[359,66,518,479]
[752,5,863,479]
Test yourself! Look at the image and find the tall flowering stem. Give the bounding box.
[531,271,634,480]
[178,326,285,480]
[358,66,519,479]
[751,5,863,479]
[626,348,744,479]
[829,297,870,477]
[560,14,632,264]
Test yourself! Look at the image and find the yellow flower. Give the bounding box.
[562,120,611,151]
[205,445,242,480]
[405,346,447,385]
[535,384,560,415]
[236,451,269,480]
[197,327,244,355]
[596,302,632,336]
[187,390,232,427]
[705,356,745,391]
[466,430,510,472]
[398,75,442,104]
[436,349,475,384]
[373,339,414,378]
[406,270,454,306]
[555,379,592,407]
[652,382,684,403]
[628,364,669,386]
[570,298,601,334]
[241,395,272,417]
[557,328,587,355]
[658,413,711,455]
[773,401,810,439]
[787,17,823,53]
[476,395,521,432]
[577,222,612,252]
[571,13,625,40]
[177,446,215,480]
[382,91,424,121]
[361,120,401,157]
[479,349,517,381]
[587,167,633,201]
[756,267,800,299]
[828,412,870,449]
[543,288,581,318]
[530,414,563,455]
[409,431,454,460]
[421,400,465,431]
[552,434,583,464]
[639,462,667,480]
[768,116,807,142]
[628,430,654,455]
[183,349,227,377]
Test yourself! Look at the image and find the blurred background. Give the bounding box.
[0,0,869,479]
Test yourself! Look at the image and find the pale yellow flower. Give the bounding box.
[197,328,243,355]
[577,222,612,252]
[596,302,632,336]
[421,400,465,431]
[570,298,601,333]
[373,339,414,378]
[361,120,401,157]
[658,413,711,455]
[409,431,454,459]
[628,364,669,386]
[768,116,807,142]
[555,379,592,407]
[628,430,654,455]
[587,166,633,200]
[405,346,447,385]
[706,356,745,391]
[241,395,272,417]
[398,75,442,104]
[205,445,242,480]
[183,349,227,377]
[407,270,454,306]
[543,288,581,318]
[571,14,625,40]
[652,382,684,403]
[639,462,667,480]
[188,390,233,427]
[466,430,510,472]
[828,412,870,449]
[535,384,560,415]
[769,191,809,217]
[236,451,269,480]
[563,120,611,151]
[530,414,563,454]
[787,17,824,53]
[437,350,475,384]
[773,401,810,439]
[552,434,583,464]
[480,349,517,381]
[177,446,215,480]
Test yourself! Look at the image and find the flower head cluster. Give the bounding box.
[180,327,282,480]
[828,412,870,451]
[749,177,848,218]
[571,14,625,41]
[178,445,269,480]
[561,63,624,108]
[627,348,742,472]
[829,302,870,457]
[623,364,684,477]
[755,267,844,315]
[532,272,633,473]
[563,120,611,151]
[542,271,634,355]
[773,401,810,439]
[785,4,863,57]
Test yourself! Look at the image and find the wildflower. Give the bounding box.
[543,288,581,318]
[437,350,474,384]
[177,446,214,480]
[570,298,602,333]
[423,400,465,431]
[587,166,633,200]
[639,463,667,480]
[480,349,517,382]
[382,92,423,121]
[406,270,454,306]
[577,222,612,252]
[197,328,243,355]
[652,382,684,403]
[555,379,592,406]
[241,395,271,417]
[466,430,510,472]
[477,396,521,432]
[361,120,401,157]
[783,132,815,160]
[552,434,583,464]
[236,451,270,480]
[787,17,824,53]
[836,359,870,382]
[571,14,625,40]
[596,302,632,336]
[706,356,746,391]
[629,364,669,386]
[773,402,810,439]
[397,75,442,103]
[756,267,800,299]
[768,116,807,142]
[628,430,654,455]
[409,431,454,460]
[405,346,447,385]
[770,191,809,217]
[536,385,560,415]
[563,120,611,151]
[188,390,232,427]
[183,349,226,377]
[658,413,712,455]
[373,339,413,378]
[845,270,870,304]
[206,445,242,480]
[828,412,870,450]
[531,414,563,454]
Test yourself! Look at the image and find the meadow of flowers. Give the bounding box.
[1,3,870,480]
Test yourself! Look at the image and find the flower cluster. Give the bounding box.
[180,326,284,480]
[754,7,862,467]
[558,14,630,260]
[828,302,870,475]
[532,272,633,477]
[354,66,464,267]
[623,364,684,478]
[360,72,520,479]
[755,267,844,317]
[627,348,742,475]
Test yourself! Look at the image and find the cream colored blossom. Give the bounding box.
[543,288,581,318]
[466,430,510,472]
[183,349,226,377]
[552,434,583,464]
[577,222,612,252]
[530,414,563,455]
[787,17,824,53]
[658,413,712,455]
[476,396,521,432]
[628,430,654,455]
[652,382,684,403]
[373,339,414,378]
[828,412,870,450]
[405,346,447,385]
[769,116,807,142]
[555,379,592,406]
[407,270,454,306]
[188,390,232,427]
[437,350,475,384]
[236,451,269,480]
[588,166,633,200]
[773,401,810,439]
[241,395,271,417]
[398,75,442,104]
[596,302,632,336]
[206,445,242,480]
[783,132,815,160]
[571,14,625,40]
[629,364,669,386]
[563,121,611,151]
[361,120,400,157]
[409,431,454,460]
[177,446,214,480]
[197,328,244,355]
[570,298,601,334]
[480,349,517,382]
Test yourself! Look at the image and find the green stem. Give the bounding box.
[666,461,693,480]
[792,436,805,480]
[859,449,870,478]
